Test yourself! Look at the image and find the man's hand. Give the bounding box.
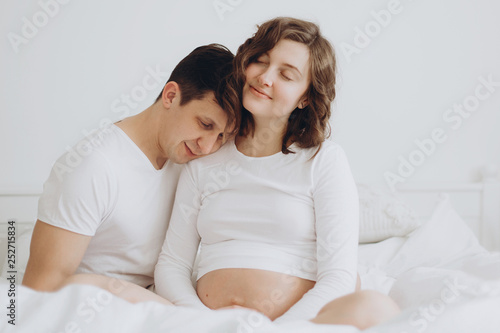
[22,220,91,291]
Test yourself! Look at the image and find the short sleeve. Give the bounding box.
[37,148,116,236]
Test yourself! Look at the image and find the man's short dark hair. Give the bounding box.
[154,44,231,105]
[155,44,240,134]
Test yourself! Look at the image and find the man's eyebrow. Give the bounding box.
[201,116,224,131]
[200,116,214,125]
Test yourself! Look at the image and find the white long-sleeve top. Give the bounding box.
[154,139,359,322]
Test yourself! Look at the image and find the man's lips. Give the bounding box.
[249,85,272,99]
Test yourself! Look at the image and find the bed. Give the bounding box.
[1,167,499,332]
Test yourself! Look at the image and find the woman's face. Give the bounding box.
[242,39,310,122]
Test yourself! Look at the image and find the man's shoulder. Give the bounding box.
[50,125,122,183]
[71,124,125,157]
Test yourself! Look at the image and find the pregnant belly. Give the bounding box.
[196,268,315,320]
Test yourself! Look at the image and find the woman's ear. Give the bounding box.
[298,97,309,109]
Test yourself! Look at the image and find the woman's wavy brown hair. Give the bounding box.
[233,17,336,154]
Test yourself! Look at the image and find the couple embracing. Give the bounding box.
[23,17,400,329]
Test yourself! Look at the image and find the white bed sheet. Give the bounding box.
[1,283,361,333]
[2,255,499,333]
[1,195,499,332]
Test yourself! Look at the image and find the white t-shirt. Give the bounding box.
[38,124,182,287]
[155,139,359,322]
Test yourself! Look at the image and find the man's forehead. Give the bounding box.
[200,97,232,126]
[199,102,224,122]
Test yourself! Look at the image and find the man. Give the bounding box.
[22,44,239,295]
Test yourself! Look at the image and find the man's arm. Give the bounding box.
[22,220,92,291]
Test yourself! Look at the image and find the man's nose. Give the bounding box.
[197,133,220,155]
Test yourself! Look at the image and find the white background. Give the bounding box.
[1,0,499,192]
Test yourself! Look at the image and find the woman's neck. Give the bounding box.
[235,115,289,157]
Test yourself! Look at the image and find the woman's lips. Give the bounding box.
[249,85,271,99]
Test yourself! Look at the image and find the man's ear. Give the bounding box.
[161,81,180,109]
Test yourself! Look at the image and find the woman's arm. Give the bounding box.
[276,144,359,322]
[154,165,209,310]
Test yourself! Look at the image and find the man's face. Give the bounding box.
[162,92,234,164]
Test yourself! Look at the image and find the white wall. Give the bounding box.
[1,0,499,193]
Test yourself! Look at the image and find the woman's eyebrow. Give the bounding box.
[282,63,303,77]
[260,52,303,77]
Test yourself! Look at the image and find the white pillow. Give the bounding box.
[357,237,407,294]
[385,193,487,277]
[357,184,420,243]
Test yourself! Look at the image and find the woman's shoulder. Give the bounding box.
[184,139,236,172]
[293,139,347,161]
[317,139,344,152]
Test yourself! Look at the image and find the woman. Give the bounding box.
[154,17,400,328]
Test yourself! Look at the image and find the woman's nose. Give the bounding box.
[258,69,273,87]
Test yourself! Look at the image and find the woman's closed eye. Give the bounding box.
[281,72,292,81]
